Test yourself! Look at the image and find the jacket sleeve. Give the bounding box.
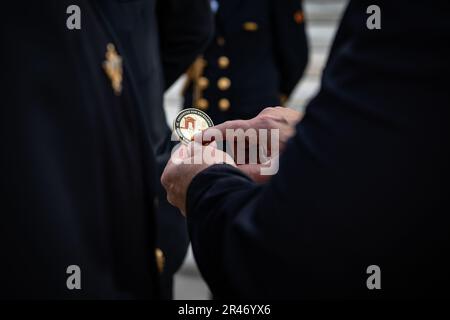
[185,72,442,299]
[271,0,309,98]
[186,0,450,299]
[185,127,325,299]
[157,0,214,89]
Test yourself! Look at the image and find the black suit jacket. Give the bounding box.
[0,0,211,299]
[187,0,450,299]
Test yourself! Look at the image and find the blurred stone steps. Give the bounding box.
[304,0,348,23]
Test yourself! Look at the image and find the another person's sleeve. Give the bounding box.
[186,117,337,299]
[271,0,309,99]
[185,87,428,299]
[157,0,214,89]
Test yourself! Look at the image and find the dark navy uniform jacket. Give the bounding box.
[101,0,214,299]
[184,0,308,124]
[187,0,450,299]
[0,0,211,299]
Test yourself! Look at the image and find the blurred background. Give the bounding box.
[163,0,349,299]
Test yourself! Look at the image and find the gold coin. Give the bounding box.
[173,108,214,145]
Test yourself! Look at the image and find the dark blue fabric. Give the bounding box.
[0,0,211,299]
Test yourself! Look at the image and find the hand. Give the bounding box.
[161,142,236,215]
[232,156,279,183]
[195,107,302,183]
[198,107,302,157]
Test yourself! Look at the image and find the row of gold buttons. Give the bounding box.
[196,37,231,112]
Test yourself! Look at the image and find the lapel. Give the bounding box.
[91,0,156,153]
[90,1,152,139]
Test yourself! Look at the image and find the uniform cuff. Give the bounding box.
[186,164,250,218]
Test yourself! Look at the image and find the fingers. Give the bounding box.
[259,106,303,127]
[161,156,177,193]
[162,142,237,216]
[213,119,251,133]
[175,141,237,167]
[193,107,301,146]
[194,119,251,144]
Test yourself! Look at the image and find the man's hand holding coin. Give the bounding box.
[195,107,303,183]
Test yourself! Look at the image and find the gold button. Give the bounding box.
[294,10,304,24]
[198,77,209,89]
[280,94,288,105]
[217,77,231,91]
[217,37,226,46]
[218,56,230,69]
[243,22,259,32]
[196,98,209,110]
[155,248,165,274]
[219,99,230,111]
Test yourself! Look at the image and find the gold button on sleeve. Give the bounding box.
[155,248,165,274]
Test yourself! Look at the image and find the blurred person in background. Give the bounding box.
[183,0,309,124]
[0,0,212,299]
